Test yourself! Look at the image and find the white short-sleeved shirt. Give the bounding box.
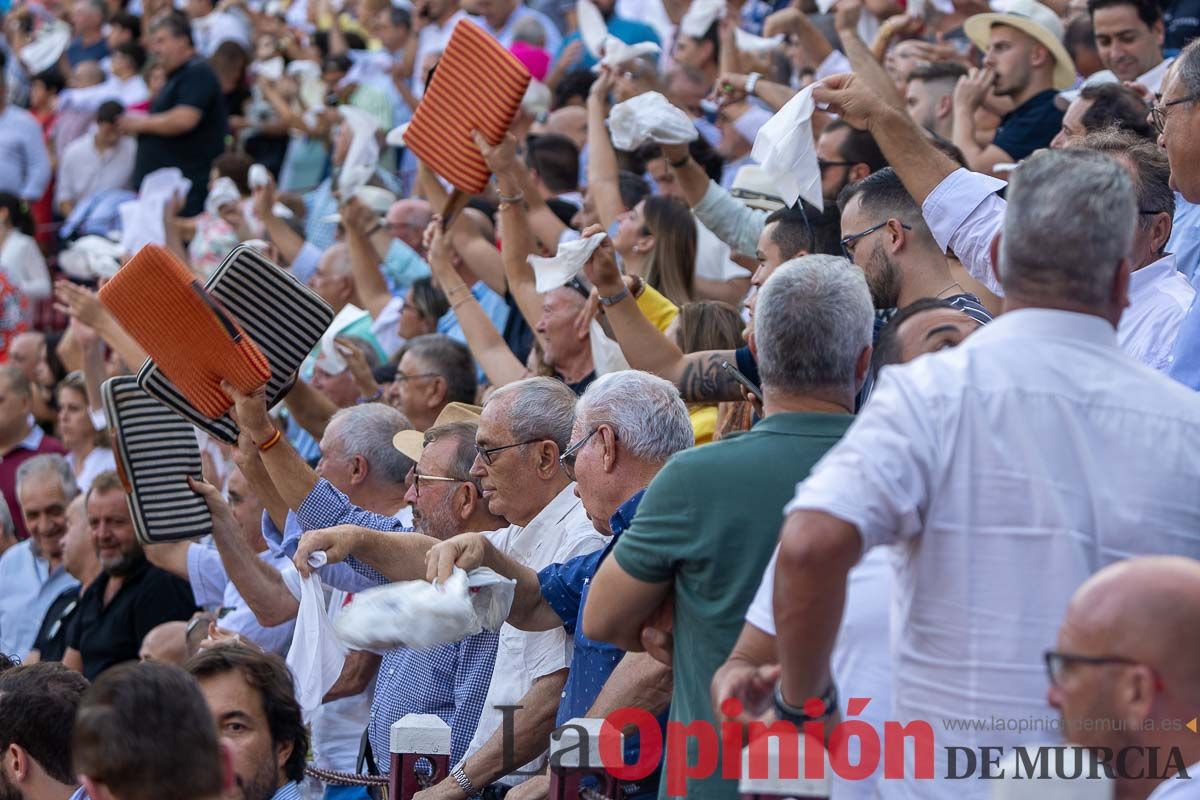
[787,307,1200,800]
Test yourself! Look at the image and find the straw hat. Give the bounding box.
[964,0,1077,91]
[393,402,483,461]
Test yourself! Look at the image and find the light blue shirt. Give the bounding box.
[437,281,510,383]
[0,540,78,660]
[1170,194,1200,282]
[381,239,430,294]
[186,543,296,656]
[270,782,303,800]
[1168,292,1200,390]
[0,105,51,201]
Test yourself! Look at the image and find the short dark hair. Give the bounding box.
[618,170,650,211]
[1064,13,1099,58]
[764,204,817,260]
[812,203,846,256]
[32,68,65,94]
[554,68,596,109]
[111,10,141,37]
[408,276,450,322]
[74,662,223,800]
[0,663,89,785]
[906,60,968,85]
[1077,126,1174,253]
[526,134,580,194]
[837,167,930,241]
[150,12,192,46]
[405,334,477,405]
[213,151,253,195]
[1087,0,1161,27]
[114,41,147,70]
[823,119,888,174]
[97,99,125,124]
[185,645,308,783]
[870,297,959,381]
[1078,83,1155,139]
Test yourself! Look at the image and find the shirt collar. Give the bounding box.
[1129,253,1178,301]
[608,490,646,537]
[528,482,583,530]
[965,307,1119,350]
[269,783,303,800]
[1138,57,1174,93]
[16,422,43,451]
[750,411,854,436]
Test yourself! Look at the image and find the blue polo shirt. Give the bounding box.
[537,490,665,795]
[556,17,660,70]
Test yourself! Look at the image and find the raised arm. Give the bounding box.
[224,381,322,512]
[293,524,439,582]
[585,68,624,233]
[342,197,394,319]
[833,0,906,112]
[280,378,338,442]
[253,175,306,268]
[54,280,149,372]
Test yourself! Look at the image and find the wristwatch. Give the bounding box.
[598,286,630,306]
[451,766,479,797]
[745,72,762,97]
[773,680,838,726]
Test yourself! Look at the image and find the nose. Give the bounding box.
[469,455,486,478]
[404,482,418,504]
[1046,682,1063,711]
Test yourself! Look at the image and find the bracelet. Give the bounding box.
[497,190,524,205]
[357,388,384,404]
[452,296,473,310]
[745,72,762,97]
[669,154,691,169]
[450,766,478,798]
[598,286,629,306]
[258,429,283,452]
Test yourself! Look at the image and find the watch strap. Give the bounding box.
[598,286,630,306]
[451,766,479,797]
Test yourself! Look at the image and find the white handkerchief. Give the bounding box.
[254,56,285,81]
[735,28,784,53]
[607,91,699,151]
[598,35,661,68]
[118,168,193,254]
[750,83,823,211]
[204,177,242,217]
[59,235,124,281]
[21,21,71,76]
[337,106,381,193]
[817,0,837,13]
[528,232,607,293]
[249,163,272,189]
[590,319,631,375]
[577,0,608,59]
[314,304,371,374]
[282,563,346,719]
[680,0,724,38]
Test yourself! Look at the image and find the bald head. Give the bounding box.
[386,199,433,252]
[541,106,587,150]
[139,620,189,666]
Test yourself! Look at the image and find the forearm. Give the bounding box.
[346,229,392,318]
[450,222,508,295]
[450,291,529,387]
[93,311,149,371]
[213,527,299,626]
[753,79,797,111]
[241,462,290,531]
[951,108,987,169]
[324,650,382,701]
[281,378,337,441]
[143,541,192,580]
[496,202,545,330]
[346,528,440,582]
[257,431,321,512]
[140,108,200,136]
[460,670,569,788]
[482,541,560,632]
[586,651,673,718]
[262,212,306,267]
[868,104,959,206]
[586,100,624,229]
[837,26,905,111]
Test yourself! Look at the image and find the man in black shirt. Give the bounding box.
[63,471,196,680]
[121,13,228,216]
[954,0,1076,176]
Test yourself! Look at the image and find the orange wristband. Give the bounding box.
[258,429,283,452]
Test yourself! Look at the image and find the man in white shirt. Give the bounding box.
[184,0,252,57]
[55,100,137,218]
[470,0,562,55]
[1048,556,1200,799]
[1089,0,1173,91]
[774,73,1200,800]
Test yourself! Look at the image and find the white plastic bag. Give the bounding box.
[282,560,347,719]
[335,568,516,651]
[607,92,699,151]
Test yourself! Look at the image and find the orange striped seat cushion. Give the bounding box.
[403,19,531,194]
[98,244,271,419]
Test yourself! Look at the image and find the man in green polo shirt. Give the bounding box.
[582,253,875,800]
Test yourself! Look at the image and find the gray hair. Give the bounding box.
[327,403,415,484]
[404,334,477,405]
[1000,149,1136,306]
[15,454,79,504]
[424,421,482,489]
[0,490,13,540]
[576,371,693,463]
[754,255,874,396]
[1177,39,1200,98]
[1077,128,1175,254]
[486,377,577,451]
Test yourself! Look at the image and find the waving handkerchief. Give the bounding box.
[735,29,785,53]
[336,105,381,193]
[577,0,608,58]
[607,91,699,151]
[680,0,724,37]
[598,35,661,68]
[253,56,285,81]
[528,232,607,293]
[750,83,823,211]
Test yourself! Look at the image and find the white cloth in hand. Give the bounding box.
[607,91,699,151]
[577,0,608,58]
[528,232,607,293]
[679,0,723,38]
[735,29,785,53]
[282,561,347,719]
[598,35,661,68]
[750,84,823,211]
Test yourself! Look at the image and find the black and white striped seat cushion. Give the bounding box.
[102,376,212,544]
[137,244,334,444]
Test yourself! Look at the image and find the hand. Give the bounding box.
[230,431,263,476]
[640,597,674,667]
[580,224,624,294]
[54,280,107,328]
[293,525,364,576]
[252,171,277,221]
[471,130,519,177]
[341,196,377,236]
[412,779,464,800]
[1123,80,1155,105]
[953,67,996,114]
[217,202,249,236]
[588,65,616,106]
[392,55,414,82]
[740,382,764,418]
[116,114,143,136]
[188,476,242,543]
[424,217,459,287]
[763,7,803,39]
[219,379,275,444]
[810,73,887,131]
[574,288,601,339]
[334,337,380,396]
[503,775,550,800]
[833,0,862,33]
[712,660,782,725]
[424,532,489,584]
[714,73,749,105]
[69,317,100,351]
[559,38,584,70]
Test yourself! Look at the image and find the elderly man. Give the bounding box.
[1047,557,1200,800]
[0,662,91,800]
[0,368,66,542]
[6,333,56,425]
[200,399,501,774]
[28,495,98,664]
[1165,41,1200,390]
[63,471,197,679]
[774,74,1200,800]
[390,334,477,432]
[138,621,189,665]
[1089,0,1172,89]
[296,377,605,794]
[0,456,79,661]
[584,256,874,800]
[425,370,692,800]
[954,0,1074,175]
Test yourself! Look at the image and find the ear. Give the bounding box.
[1120,664,1159,728]
[848,163,871,183]
[1112,256,1132,316]
[936,94,953,120]
[534,441,561,479]
[349,454,369,486]
[4,744,28,781]
[455,482,476,521]
[887,218,907,254]
[1154,18,1165,46]
[427,376,448,408]
[599,425,619,474]
[275,738,294,780]
[83,777,113,800]
[747,330,758,361]
[854,344,873,391]
[1151,212,1173,256]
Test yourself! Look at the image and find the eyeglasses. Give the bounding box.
[1043,650,1141,688]
[818,159,855,172]
[840,221,912,259]
[411,470,464,497]
[1150,95,1199,134]
[392,372,439,383]
[475,438,543,466]
[559,427,604,480]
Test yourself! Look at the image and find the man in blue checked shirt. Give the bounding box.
[424,371,695,799]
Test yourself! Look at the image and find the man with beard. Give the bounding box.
[838,168,993,325]
[953,0,1075,176]
[62,471,196,680]
[0,662,89,800]
[187,645,308,800]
